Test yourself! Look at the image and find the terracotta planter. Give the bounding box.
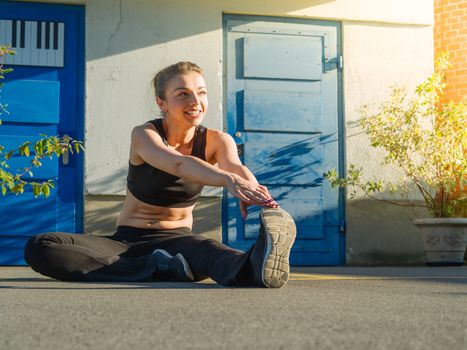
[414,218,467,266]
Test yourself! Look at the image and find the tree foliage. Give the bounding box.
[0,45,84,198]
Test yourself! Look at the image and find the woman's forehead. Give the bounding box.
[168,72,206,90]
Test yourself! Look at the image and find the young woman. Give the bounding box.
[24,62,296,288]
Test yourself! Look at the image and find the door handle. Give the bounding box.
[61,134,70,165]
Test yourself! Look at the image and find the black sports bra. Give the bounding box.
[126,118,207,208]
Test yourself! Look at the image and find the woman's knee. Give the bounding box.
[23,233,61,266]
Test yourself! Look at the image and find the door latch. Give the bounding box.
[61,134,70,165]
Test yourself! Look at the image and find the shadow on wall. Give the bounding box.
[85,195,222,241]
[86,167,128,195]
[89,0,336,60]
[346,198,429,266]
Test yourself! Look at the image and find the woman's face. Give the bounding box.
[157,72,208,127]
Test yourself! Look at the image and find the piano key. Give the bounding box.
[45,21,50,50]
[11,20,17,48]
[46,22,55,67]
[0,20,9,50]
[39,21,47,66]
[3,20,14,65]
[28,21,39,67]
[53,22,58,50]
[20,20,25,48]
[36,20,42,49]
[56,22,64,67]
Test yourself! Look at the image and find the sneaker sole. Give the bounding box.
[259,208,297,288]
[175,253,195,282]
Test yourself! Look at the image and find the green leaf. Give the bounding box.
[33,185,40,197]
[41,184,50,197]
[1,186,6,196]
[5,150,14,160]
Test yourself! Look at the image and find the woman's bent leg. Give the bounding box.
[24,232,158,282]
[145,233,250,286]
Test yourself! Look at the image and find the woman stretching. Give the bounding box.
[24,62,296,288]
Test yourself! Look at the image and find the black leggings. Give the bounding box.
[24,226,256,286]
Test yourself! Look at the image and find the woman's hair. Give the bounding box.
[152,61,204,100]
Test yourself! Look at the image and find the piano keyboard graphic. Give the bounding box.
[0,19,65,67]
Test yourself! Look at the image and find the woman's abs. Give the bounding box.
[117,190,195,230]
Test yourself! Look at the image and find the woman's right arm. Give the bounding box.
[131,124,272,205]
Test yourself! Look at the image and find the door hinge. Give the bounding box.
[338,55,343,70]
[339,219,346,233]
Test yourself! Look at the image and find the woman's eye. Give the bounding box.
[199,91,207,95]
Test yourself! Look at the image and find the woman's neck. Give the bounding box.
[162,118,197,148]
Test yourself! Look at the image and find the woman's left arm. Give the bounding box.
[212,131,278,217]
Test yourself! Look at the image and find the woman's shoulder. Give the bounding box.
[206,128,231,139]
[131,119,162,135]
[130,119,166,147]
[206,129,237,153]
[206,128,234,145]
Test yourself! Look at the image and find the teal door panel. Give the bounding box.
[223,15,344,266]
[243,34,323,80]
[1,79,60,123]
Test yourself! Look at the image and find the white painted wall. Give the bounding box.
[78,0,433,195]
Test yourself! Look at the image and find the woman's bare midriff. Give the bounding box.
[116,190,195,230]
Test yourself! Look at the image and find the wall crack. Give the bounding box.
[105,0,124,56]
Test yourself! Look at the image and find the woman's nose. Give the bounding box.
[188,92,201,105]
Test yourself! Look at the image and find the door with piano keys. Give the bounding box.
[0,1,85,265]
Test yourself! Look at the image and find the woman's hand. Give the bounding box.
[224,174,278,218]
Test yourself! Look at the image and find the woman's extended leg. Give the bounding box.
[118,208,297,287]
[170,208,296,287]
[24,232,161,282]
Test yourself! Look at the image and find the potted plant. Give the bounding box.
[325,54,467,265]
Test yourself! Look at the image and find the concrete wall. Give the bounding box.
[33,0,434,264]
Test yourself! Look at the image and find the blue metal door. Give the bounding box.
[223,15,344,265]
[0,1,85,265]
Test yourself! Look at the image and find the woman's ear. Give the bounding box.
[156,97,167,113]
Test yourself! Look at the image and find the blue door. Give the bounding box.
[0,1,85,265]
[223,15,344,265]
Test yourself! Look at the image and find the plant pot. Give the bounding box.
[414,218,467,266]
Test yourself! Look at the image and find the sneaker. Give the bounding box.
[152,249,194,282]
[249,208,296,288]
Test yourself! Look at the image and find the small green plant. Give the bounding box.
[0,45,84,197]
[325,53,467,218]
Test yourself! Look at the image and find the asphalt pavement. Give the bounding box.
[1,266,466,350]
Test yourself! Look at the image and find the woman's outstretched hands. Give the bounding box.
[224,174,278,218]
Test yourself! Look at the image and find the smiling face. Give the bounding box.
[156,72,208,127]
